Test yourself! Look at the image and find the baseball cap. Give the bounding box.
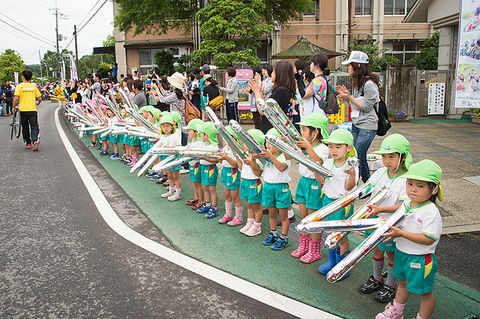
[342,51,369,65]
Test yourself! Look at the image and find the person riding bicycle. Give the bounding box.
[12,70,42,151]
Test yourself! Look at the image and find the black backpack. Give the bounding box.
[313,76,339,115]
[361,81,391,136]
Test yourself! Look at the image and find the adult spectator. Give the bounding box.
[202,74,221,118]
[112,63,118,82]
[199,64,210,111]
[108,70,116,84]
[5,80,13,115]
[294,59,309,97]
[336,51,379,182]
[188,73,202,116]
[221,66,240,122]
[250,61,296,133]
[302,54,330,118]
[132,79,147,107]
[262,64,274,99]
[133,70,139,80]
[243,67,262,129]
[91,73,102,94]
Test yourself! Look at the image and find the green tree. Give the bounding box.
[40,49,74,79]
[77,54,115,79]
[347,36,399,71]
[113,0,311,35]
[406,32,439,70]
[193,0,274,68]
[176,54,192,73]
[0,49,25,83]
[103,32,115,47]
[154,50,175,76]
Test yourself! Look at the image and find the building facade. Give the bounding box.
[114,0,432,76]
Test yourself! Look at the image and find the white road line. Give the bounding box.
[54,108,340,319]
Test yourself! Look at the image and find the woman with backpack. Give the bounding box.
[336,51,380,182]
[302,54,330,119]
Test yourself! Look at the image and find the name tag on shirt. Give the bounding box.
[410,263,421,269]
[311,185,319,190]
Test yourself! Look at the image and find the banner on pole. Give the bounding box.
[69,54,78,80]
[454,0,480,108]
[14,72,19,84]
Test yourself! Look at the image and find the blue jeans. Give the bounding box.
[352,124,376,182]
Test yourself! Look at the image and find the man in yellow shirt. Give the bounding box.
[13,70,42,151]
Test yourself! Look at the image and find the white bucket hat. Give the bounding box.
[342,51,369,65]
[167,72,186,89]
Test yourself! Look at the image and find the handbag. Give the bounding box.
[361,81,391,136]
[208,87,224,111]
[179,93,200,124]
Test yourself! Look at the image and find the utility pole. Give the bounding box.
[74,25,79,72]
[50,0,68,81]
[39,50,43,78]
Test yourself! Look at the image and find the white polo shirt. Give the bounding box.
[322,158,359,199]
[262,153,291,184]
[241,159,263,180]
[188,139,204,167]
[395,199,443,255]
[199,143,219,165]
[159,132,180,147]
[368,167,408,217]
[221,145,235,168]
[299,143,329,179]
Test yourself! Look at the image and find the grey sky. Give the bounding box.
[0,0,113,65]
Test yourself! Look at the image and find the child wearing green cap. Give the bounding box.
[291,113,330,263]
[218,125,244,226]
[315,128,359,276]
[376,159,443,319]
[359,134,411,303]
[254,128,292,250]
[106,108,121,160]
[196,122,220,219]
[98,107,112,156]
[238,129,265,237]
[185,119,204,209]
[159,114,183,201]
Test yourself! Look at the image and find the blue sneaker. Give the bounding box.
[146,171,158,177]
[197,205,211,214]
[109,153,120,160]
[205,207,218,219]
[271,236,289,250]
[262,232,278,246]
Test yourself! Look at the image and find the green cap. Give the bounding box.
[161,111,170,118]
[186,118,203,131]
[160,113,175,126]
[403,159,443,201]
[247,129,265,146]
[374,134,412,169]
[225,125,238,140]
[139,106,150,113]
[322,129,353,145]
[170,111,181,124]
[297,113,329,140]
[266,128,281,139]
[198,122,218,145]
[150,108,162,121]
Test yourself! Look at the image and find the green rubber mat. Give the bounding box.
[79,133,480,319]
[408,117,473,124]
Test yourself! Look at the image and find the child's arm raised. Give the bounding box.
[261,150,287,172]
[219,153,239,168]
[344,168,357,191]
[245,155,262,177]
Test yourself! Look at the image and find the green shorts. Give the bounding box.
[221,167,240,190]
[295,177,323,210]
[240,179,262,204]
[201,164,218,186]
[98,134,109,141]
[124,135,139,146]
[109,134,120,144]
[189,163,202,183]
[262,182,291,209]
[140,139,149,153]
[365,228,397,252]
[322,195,354,221]
[392,250,438,294]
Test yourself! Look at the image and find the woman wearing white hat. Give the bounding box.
[153,72,188,145]
[335,51,380,182]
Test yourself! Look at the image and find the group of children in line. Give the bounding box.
[83,101,444,319]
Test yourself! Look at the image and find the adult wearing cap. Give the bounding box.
[153,72,188,145]
[335,51,380,183]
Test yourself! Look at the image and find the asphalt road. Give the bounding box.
[0,102,296,318]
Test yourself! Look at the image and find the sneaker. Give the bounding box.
[271,237,290,250]
[244,225,262,237]
[32,142,39,152]
[227,216,243,226]
[26,144,32,149]
[186,197,198,206]
[197,205,210,214]
[192,202,204,210]
[100,150,109,156]
[161,189,175,198]
[205,207,218,219]
[375,303,404,319]
[218,215,232,224]
[360,275,384,294]
[156,177,168,185]
[96,144,103,150]
[262,232,278,246]
[88,142,96,148]
[180,168,189,174]
[240,222,253,234]
[109,153,120,160]
[168,193,182,202]
[375,285,397,303]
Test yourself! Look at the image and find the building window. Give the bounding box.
[355,0,372,16]
[257,42,268,62]
[384,0,416,16]
[384,40,423,64]
[302,0,319,18]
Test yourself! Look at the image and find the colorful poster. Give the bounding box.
[69,55,78,80]
[454,0,480,108]
[225,69,253,108]
[14,72,19,84]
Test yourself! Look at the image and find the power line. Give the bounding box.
[0,25,52,50]
[78,0,102,29]
[0,12,54,44]
[0,18,55,47]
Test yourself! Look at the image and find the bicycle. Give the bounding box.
[10,108,21,140]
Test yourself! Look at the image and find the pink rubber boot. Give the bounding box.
[291,234,309,258]
[300,239,322,263]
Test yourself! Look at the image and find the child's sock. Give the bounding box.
[385,262,396,287]
[224,201,233,217]
[253,221,261,227]
[280,234,288,239]
[205,202,211,207]
[247,218,254,224]
[393,300,404,312]
[373,257,384,282]
[213,206,218,211]
[287,209,294,219]
[270,230,278,236]
[176,188,182,196]
[235,206,243,219]
[416,314,424,319]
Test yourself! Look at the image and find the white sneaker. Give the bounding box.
[168,193,182,201]
[180,168,189,174]
[245,225,262,237]
[161,189,174,198]
[240,222,253,234]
